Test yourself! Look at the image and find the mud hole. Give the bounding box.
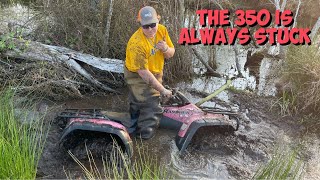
[37,88,317,179]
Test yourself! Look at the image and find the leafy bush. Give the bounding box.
[0,32,16,52]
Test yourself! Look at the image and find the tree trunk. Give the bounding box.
[2,39,123,94]
[104,0,114,54]
[178,0,185,27]
[191,47,220,77]
[310,17,320,41]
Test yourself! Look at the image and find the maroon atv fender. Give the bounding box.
[58,109,133,158]
[160,91,239,153]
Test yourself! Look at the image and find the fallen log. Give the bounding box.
[191,47,221,77]
[1,39,124,94]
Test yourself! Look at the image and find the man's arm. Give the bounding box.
[163,46,175,59]
[156,40,175,59]
[137,69,171,96]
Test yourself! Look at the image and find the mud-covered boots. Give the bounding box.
[135,127,155,140]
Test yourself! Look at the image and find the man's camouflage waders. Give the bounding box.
[124,67,163,134]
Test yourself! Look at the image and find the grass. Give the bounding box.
[271,91,297,117]
[253,146,304,180]
[0,89,48,179]
[282,44,320,114]
[71,140,305,180]
[67,140,172,179]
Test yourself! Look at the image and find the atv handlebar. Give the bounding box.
[162,88,191,107]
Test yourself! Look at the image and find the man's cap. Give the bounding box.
[138,6,159,25]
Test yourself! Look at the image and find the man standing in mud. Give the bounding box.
[124,6,175,139]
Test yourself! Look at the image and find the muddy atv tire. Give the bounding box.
[62,131,120,158]
[70,136,114,160]
[70,136,130,174]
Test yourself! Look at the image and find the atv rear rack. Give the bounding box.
[58,108,106,119]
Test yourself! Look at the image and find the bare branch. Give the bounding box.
[233,46,244,78]
[178,0,185,27]
[268,0,277,7]
[0,59,12,67]
[104,0,114,53]
[280,0,288,11]
[213,0,224,10]
[310,17,320,40]
[292,0,301,28]
[274,0,280,10]
[191,47,217,75]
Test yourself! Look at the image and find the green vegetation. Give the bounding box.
[281,44,320,115]
[0,89,48,179]
[68,141,172,179]
[0,29,30,53]
[271,91,297,116]
[253,147,304,180]
[0,32,16,52]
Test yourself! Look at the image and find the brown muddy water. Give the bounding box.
[36,87,315,179]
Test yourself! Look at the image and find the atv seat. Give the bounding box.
[101,111,132,125]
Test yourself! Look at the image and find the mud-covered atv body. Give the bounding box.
[57,91,239,157]
[57,109,133,158]
[160,91,239,152]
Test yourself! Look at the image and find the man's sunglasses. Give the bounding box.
[142,23,157,29]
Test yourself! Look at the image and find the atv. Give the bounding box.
[57,90,239,158]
